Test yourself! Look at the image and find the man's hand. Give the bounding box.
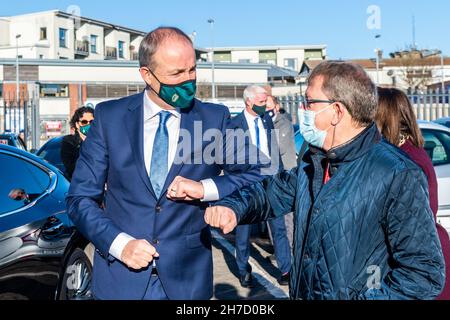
[121,240,159,270]
[167,176,204,201]
[204,206,238,234]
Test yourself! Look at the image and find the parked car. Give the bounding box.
[0,143,93,300]
[434,117,450,129]
[0,132,26,151]
[419,121,450,233]
[35,136,65,176]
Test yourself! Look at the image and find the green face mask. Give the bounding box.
[149,70,197,109]
[252,104,267,117]
[79,125,91,136]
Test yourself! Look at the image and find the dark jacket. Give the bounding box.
[273,111,297,170]
[61,132,83,179]
[401,139,450,300]
[216,123,445,300]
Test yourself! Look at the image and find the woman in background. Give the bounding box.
[61,106,94,180]
[376,87,450,300]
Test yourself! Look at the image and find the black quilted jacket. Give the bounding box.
[216,123,445,300]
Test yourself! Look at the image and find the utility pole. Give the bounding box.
[207,18,216,101]
[15,34,21,134]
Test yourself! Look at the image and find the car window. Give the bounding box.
[0,153,51,215]
[37,141,64,172]
[422,129,450,166]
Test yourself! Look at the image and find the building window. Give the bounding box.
[284,58,298,70]
[59,28,67,48]
[304,49,323,60]
[40,27,47,40]
[259,51,277,65]
[90,35,98,53]
[214,51,231,63]
[40,84,69,98]
[238,59,251,64]
[118,41,125,58]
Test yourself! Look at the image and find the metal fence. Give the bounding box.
[1,88,40,150]
[278,90,450,124]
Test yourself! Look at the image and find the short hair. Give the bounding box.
[243,85,267,103]
[139,27,193,69]
[308,61,378,126]
[70,106,94,130]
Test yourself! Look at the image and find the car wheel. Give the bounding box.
[58,248,93,300]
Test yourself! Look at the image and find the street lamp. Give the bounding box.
[15,34,21,135]
[440,51,445,93]
[16,34,21,102]
[207,18,216,101]
[374,34,381,85]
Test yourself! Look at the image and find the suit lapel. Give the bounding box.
[125,92,157,199]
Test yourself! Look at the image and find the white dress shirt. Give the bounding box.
[243,109,270,158]
[109,91,219,261]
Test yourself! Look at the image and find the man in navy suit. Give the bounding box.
[228,85,292,288]
[66,27,262,300]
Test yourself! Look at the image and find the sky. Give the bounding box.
[2,0,449,59]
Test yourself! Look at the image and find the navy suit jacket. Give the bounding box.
[66,93,262,300]
[228,111,281,173]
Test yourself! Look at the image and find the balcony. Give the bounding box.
[106,46,117,60]
[75,40,89,56]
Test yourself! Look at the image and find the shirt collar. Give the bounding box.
[143,89,180,121]
[244,108,261,122]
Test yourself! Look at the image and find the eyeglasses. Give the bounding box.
[300,95,336,110]
[79,119,94,125]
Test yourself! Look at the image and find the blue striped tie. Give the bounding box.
[150,111,171,197]
[254,117,261,150]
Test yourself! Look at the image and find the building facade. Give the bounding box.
[205,45,327,72]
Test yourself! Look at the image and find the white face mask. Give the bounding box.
[298,105,333,148]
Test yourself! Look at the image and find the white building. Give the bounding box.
[205,45,327,72]
[0,10,145,61]
[0,58,272,145]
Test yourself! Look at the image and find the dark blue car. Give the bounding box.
[0,144,92,300]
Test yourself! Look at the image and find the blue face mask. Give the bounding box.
[298,105,333,148]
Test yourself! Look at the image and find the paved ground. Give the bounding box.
[211,230,289,300]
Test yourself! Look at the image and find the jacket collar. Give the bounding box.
[309,122,381,163]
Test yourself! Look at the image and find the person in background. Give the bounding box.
[266,95,297,248]
[228,85,292,288]
[376,87,450,300]
[61,106,94,180]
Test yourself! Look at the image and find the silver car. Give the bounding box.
[419,121,450,233]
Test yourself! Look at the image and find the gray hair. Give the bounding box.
[308,61,378,126]
[139,27,193,69]
[243,85,267,103]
